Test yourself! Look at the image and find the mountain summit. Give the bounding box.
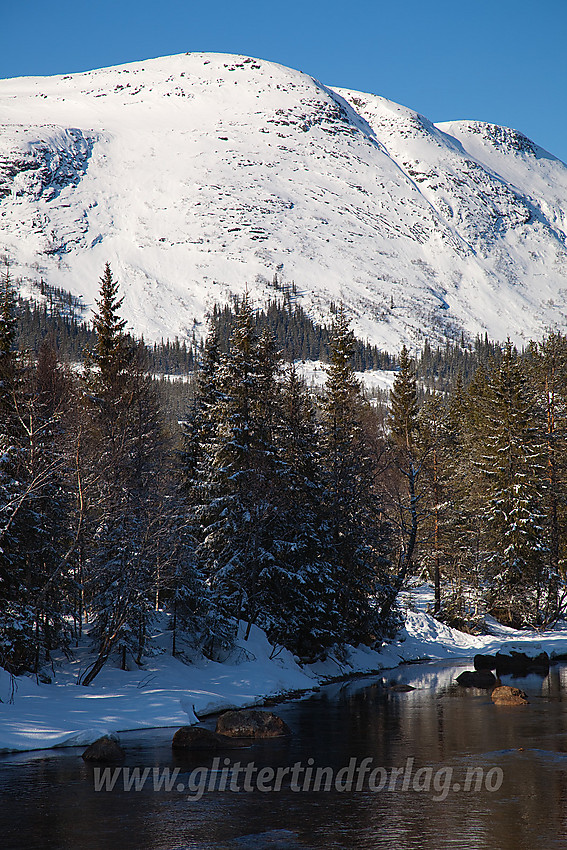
[1,52,566,347]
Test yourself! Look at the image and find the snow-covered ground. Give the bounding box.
[2,586,567,754]
[295,360,397,395]
[1,52,566,351]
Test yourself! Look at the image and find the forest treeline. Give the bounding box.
[1,262,567,682]
[15,273,499,390]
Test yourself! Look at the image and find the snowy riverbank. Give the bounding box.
[2,586,567,754]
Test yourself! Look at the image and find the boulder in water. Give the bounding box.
[456,670,497,689]
[172,725,248,750]
[474,654,497,671]
[216,709,291,738]
[491,685,529,705]
[495,649,549,676]
[82,735,125,762]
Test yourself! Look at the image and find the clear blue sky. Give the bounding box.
[2,0,566,162]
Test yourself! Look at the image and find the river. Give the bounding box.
[1,659,567,849]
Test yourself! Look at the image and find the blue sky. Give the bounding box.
[2,0,566,162]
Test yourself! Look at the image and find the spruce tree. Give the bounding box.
[389,345,419,451]
[436,374,485,627]
[0,261,17,398]
[194,295,282,643]
[471,342,547,625]
[383,344,423,619]
[190,300,344,656]
[320,307,394,645]
[264,364,340,656]
[0,264,33,672]
[80,265,169,684]
[526,333,567,622]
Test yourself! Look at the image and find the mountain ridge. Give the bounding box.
[0,51,566,348]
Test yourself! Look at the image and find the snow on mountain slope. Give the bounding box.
[0,52,566,349]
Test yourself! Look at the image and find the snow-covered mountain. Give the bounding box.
[1,52,566,349]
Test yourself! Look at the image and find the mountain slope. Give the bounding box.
[0,52,566,348]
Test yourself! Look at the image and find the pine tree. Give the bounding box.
[383,345,423,619]
[471,342,547,625]
[262,364,340,656]
[194,295,282,642]
[80,265,170,684]
[524,333,567,622]
[0,264,35,672]
[320,307,395,644]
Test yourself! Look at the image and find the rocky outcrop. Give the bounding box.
[82,735,125,762]
[216,709,291,738]
[456,670,498,689]
[491,686,529,706]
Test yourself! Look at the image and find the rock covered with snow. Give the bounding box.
[495,648,550,675]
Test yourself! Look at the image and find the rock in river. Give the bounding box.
[172,726,249,751]
[216,709,291,738]
[474,654,497,671]
[495,649,549,676]
[491,686,529,706]
[82,735,125,762]
[456,670,497,689]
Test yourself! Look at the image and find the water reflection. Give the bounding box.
[2,660,567,849]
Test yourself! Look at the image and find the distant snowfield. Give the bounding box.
[1,52,567,350]
[295,360,397,394]
[2,589,567,754]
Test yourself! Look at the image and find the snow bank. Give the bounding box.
[2,594,567,754]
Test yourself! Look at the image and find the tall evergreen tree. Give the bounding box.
[264,364,340,656]
[194,295,282,641]
[0,261,17,398]
[80,265,170,684]
[434,374,486,628]
[320,307,395,644]
[383,345,423,619]
[190,301,344,657]
[0,264,33,672]
[471,342,547,625]
[526,333,567,622]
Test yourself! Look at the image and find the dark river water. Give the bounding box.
[2,659,567,850]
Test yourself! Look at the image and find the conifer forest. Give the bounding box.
[2,261,567,682]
